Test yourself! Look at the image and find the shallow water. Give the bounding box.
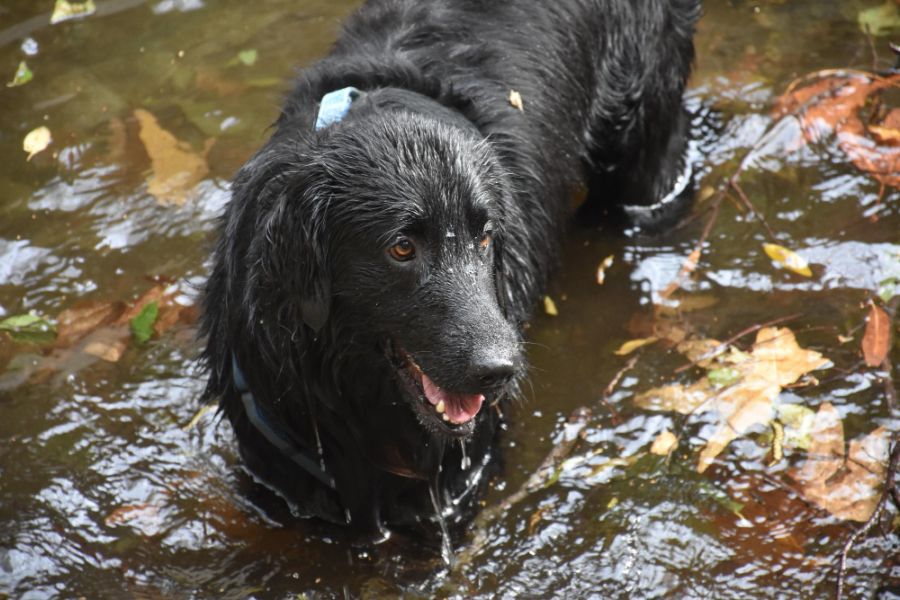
[1,1,898,598]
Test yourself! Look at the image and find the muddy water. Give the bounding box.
[1,1,898,598]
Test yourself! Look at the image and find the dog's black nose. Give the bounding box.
[472,356,516,390]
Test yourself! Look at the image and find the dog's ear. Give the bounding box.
[261,171,333,337]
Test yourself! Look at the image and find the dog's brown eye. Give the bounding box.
[389,238,416,261]
[480,230,492,250]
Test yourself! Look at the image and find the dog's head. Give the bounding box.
[228,97,523,440]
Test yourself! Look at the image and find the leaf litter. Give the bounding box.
[0,280,196,390]
[635,326,830,472]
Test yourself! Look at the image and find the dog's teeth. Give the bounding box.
[435,400,445,414]
[442,413,450,422]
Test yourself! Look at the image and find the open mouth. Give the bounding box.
[388,342,486,436]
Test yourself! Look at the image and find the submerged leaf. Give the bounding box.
[775,403,816,450]
[861,302,891,367]
[763,243,812,277]
[858,1,900,36]
[790,404,888,522]
[130,301,159,344]
[708,367,740,387]
[23,126,52,161]
[6,61,33,87]
[636,327,830,472]
[0,313,57,344]
[614,336,657,356]
[134,108,213,205]
[237,49,258,66]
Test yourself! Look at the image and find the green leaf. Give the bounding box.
[237,49,258,67]
[878,276,899,303]
[7,61,33,87]
[707,367,740,388]
[858,2,900,36]
[50,0,97,24]
[0,313,57,344]
[130,301,158,344]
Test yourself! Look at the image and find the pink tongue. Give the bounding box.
[421,373,484,425]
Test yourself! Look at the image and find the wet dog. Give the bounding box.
[201,0,699,538]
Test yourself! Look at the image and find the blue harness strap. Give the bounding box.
[315,86,362,130]
[231,355,337,490]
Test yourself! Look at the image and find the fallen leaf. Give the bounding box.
[636,327,830,472]
[596,255,614,285]
[7,61,33,87]
[50,0,96,24]
[56,301,125,347]
[509,89,524,112]
[23,126,52,161]
[543,296,558,316]
[708,367,740,387]
[776,403,816,450]
[104,502,164,536]
[614,336,657,356]
[790,404,888,522]
[134,108,213,205]
[770,421,784,465]
[237,49,258,66]
[861,302,891,367]
[858,1,900,36]
[650,430,678,456]
[763,243,812,277]
[130,301,159,344]
[0,313,57,344]
[878,276,899,302]
[773,72,900,188]
[676,338,724,368]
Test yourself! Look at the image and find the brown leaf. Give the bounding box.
[790,406,888,522]
[773,72,900,187]
[56,300,125,347]
[134,108,213,205]
[862,303,891,367]
[81,327,129,362]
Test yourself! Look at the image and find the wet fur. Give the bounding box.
[201,0,699,536]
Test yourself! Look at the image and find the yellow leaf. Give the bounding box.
[134,108,213,206]
[508,89,524,112]
[763,243,812,277]
[614,336,657,356]
[50,0,96,24]
[23,126,51,160]
[543,296,558,316]
[650,430,678,455]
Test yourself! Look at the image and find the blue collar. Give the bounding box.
[315,86,362,130]
[231,354,337,490]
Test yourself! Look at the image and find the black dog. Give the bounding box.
[201,0,699,538]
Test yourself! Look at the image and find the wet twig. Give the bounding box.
[600,354,639,425]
